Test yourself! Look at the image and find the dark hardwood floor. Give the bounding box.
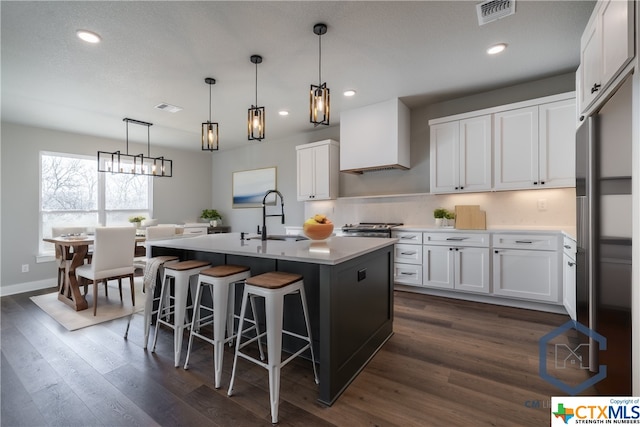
[1,287,592,426]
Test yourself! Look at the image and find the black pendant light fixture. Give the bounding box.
[202,77,219,151]
[97,118,172,177]
[248,55,265,141]
[310,23,330,126]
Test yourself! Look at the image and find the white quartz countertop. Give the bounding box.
[148,233,397,265]
[394,225,576,240]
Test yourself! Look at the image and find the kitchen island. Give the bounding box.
[149,233,396,405]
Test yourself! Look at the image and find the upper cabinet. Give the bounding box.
[429,93,576,194]
[494,98,575,190]
[430,115,492,194]
[296,139,340,201]
[578,0,635,114]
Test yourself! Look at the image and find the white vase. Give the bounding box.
[434,218,443,227]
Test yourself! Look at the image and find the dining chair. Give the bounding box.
[52,226,93,291]
[75,226,136,316]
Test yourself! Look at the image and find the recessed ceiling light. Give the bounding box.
[343,90,356,97]
[278,110,289,116]
[487,43,507,55]
[76,30,102,44]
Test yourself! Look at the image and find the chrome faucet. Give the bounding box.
[261,189,285,241]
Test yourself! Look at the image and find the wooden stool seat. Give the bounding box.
[165,260,210,271]
[245,271,303,289]
[200,264,250,278]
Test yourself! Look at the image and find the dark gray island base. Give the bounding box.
[150,234,395,405]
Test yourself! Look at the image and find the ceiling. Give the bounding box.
[1,1,595,152]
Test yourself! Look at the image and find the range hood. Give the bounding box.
[339,98,410,174]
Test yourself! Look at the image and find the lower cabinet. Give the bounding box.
[492,248,559,302]
[423,245,490,293]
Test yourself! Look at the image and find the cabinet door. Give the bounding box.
[494,106,539,190]
[600,0,634,86]
[459,115,492,192]
[538,99,576,188]
[394,243,422,265]
[563,252,577,320]
[394,263,423,286]
[311,144,331,199]
[454,247,490,294]
[296,147,315,200]
[580,13,601,112]
[423,245,454,289]
[492,249,559,302]
[430,121,459,193]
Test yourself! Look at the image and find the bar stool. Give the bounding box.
[184,264,262,389]
[227,271,318,424]
[151,259,210,367]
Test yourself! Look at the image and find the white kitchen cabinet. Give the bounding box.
[423,232,490,294]
[296,139,339,201]
[494,99,575,190]
[578,0,634,114]
[562,236,577,320]
[392,231,423,286]
[430,115,492,194]
[492,233,560,303]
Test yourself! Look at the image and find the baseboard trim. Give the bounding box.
[0,278,57,297]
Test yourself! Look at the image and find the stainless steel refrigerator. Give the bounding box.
[575,76,633,395]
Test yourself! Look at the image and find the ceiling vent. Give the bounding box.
[476,0,515,26]
[154,102,182,113]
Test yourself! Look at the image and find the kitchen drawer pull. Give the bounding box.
[568,261,576,267]
[564,244,572,249]
[400,272,416,276]
[515,240,533,244]
[400,235,417,240]
[400,251,417,255]
[445,237,467,241]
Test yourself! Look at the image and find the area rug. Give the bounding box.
[30,277,145,331]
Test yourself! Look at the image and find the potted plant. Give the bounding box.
[201,209,222,226]
[128,215,145,228]
[433,208,448,227]
[444,210,455,227]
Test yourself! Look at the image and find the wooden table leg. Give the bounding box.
[57,244,89,311]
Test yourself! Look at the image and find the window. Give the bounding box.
[40,151,152,255]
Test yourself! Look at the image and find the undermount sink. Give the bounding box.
[246,234,308,241]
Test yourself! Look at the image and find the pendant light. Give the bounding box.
[97,118,173,177]
[248,55,265,141]
[310,23,330,126]
[202,77,219,151]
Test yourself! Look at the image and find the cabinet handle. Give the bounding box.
[400,272,416,276]
[455,186,459,190]
[400,251,416,255]
[591,83,601,94]
[564,244,571,249]
[540,181,545,185]
[568,262,575,267]
[455,248,459,251]
[446,237,466,241]
[494,250,499,254]
[533,181,538,185]
[449,248,453,251]
[515,240,533,244]
[460,186,464,190]
[400,235,416,240]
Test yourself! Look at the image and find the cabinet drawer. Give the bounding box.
[394,244,423,264]
[492,233,558,250]
[423,232,490,247]
[392,231,423,244]
[394,263,423,286]
[563,236,577,258]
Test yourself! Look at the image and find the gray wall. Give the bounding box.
[0,122,212,291]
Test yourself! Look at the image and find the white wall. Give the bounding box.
[0,122,212,292]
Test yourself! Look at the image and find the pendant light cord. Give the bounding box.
[318,33,322,86]
[255,61,258,106]
[208,82,212,122]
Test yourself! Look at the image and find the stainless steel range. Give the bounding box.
[341,222,403,238]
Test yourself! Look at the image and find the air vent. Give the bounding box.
[154,102,182,113]
[476,0,515,26]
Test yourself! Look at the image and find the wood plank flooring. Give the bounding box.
[1,287,592,426]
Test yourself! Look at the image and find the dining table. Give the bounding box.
[44,234,145,311]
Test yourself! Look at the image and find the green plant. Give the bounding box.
[201,209,222,220]
[433,208,449,219]
[444,211,455,220]
[128,215,145,223]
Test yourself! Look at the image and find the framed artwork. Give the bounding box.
[232,166,277,208]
